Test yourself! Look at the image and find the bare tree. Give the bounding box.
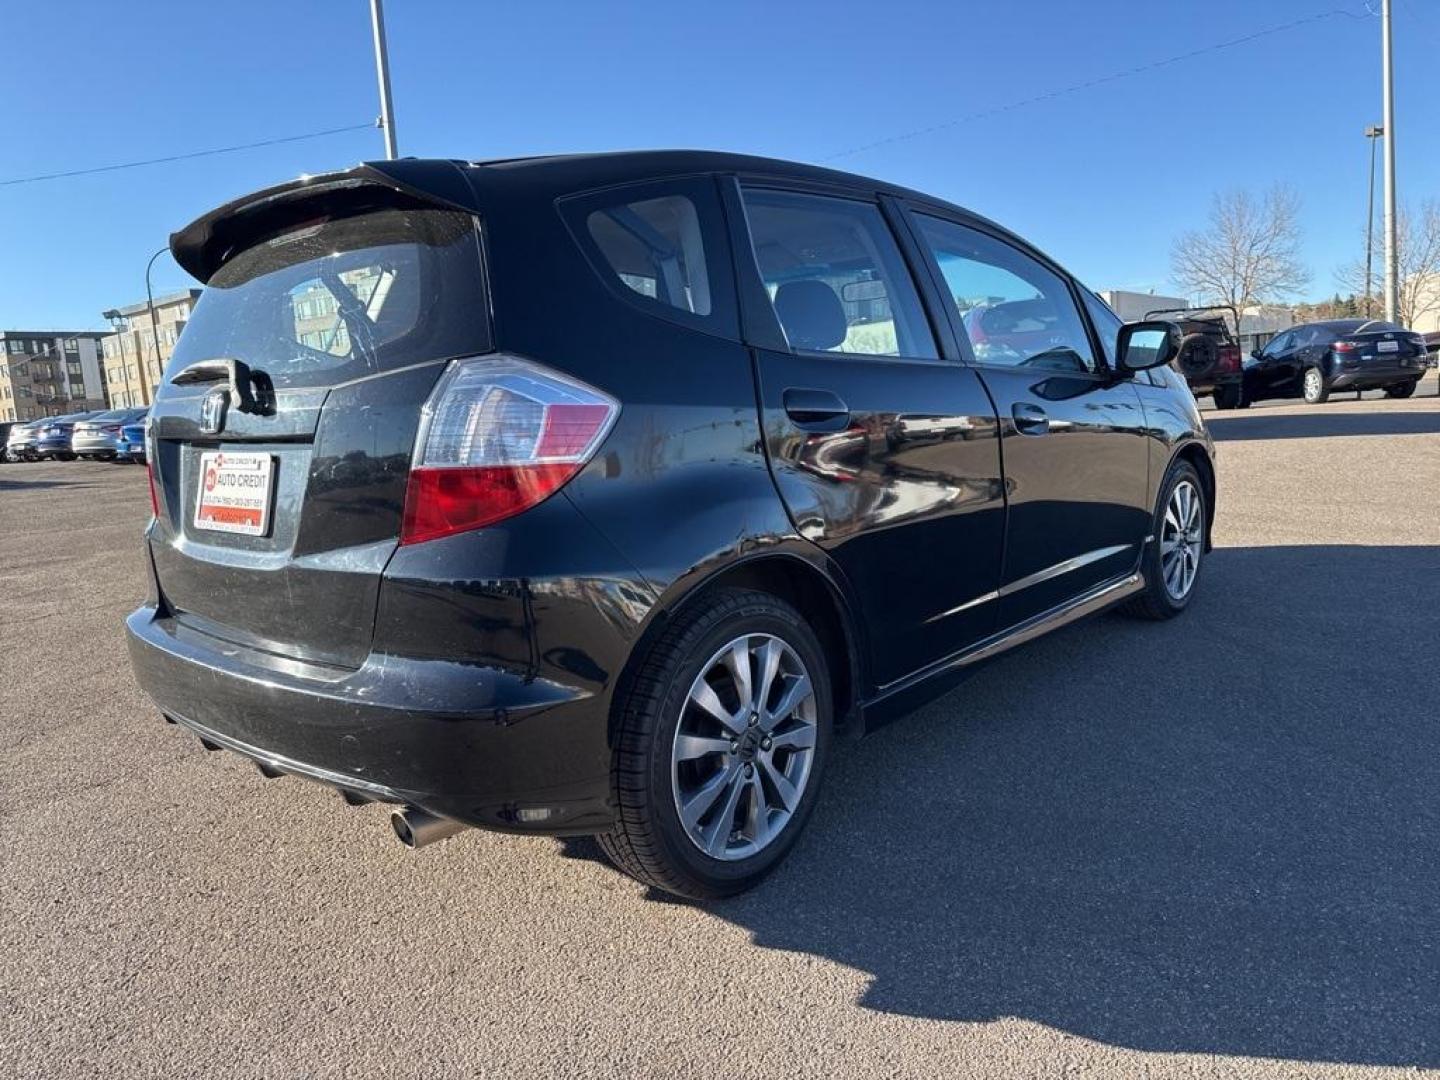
[1337,200,1440,326]
[1171,186,1310,314]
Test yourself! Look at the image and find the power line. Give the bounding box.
[0,121,376,188]
[821,7,1375,162]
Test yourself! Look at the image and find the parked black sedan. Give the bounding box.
[1242,319,1428,405]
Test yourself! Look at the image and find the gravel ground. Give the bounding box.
[2,393,1438,1079]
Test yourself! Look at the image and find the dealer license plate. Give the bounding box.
[193,451,275,536]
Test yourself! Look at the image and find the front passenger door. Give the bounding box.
[907,212,1152,629]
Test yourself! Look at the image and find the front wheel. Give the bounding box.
[1384,380,1418,399]
[1302,367,1330,404]
[1123,459,1207,621]
[599,588,832,899]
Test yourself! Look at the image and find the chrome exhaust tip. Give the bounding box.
[390,807,467,849]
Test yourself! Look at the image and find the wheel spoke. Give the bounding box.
[1164,507,1181,535]
[689,679,744,735]
[721,638,754,715]
[675,733,734,762]
[768,724,816,752]
[759,755,800,812]
[754,638,783,715]
[741,775,770,846]
[700,769,748,856]
[762,674,812,732]
[1160,537,1180,556]
[681,761,739,834]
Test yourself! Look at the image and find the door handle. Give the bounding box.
[783,388,850,430]
[1011,401,1050,436]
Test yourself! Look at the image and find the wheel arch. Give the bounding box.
[1169,440,1216,552]
[614,551,867,742]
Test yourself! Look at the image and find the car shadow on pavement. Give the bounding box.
[1209,406,1440,441]
[0,477,99,491]
[706,544,1440,1068]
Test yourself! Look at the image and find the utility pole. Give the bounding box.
[1381,0,1399,322]
[369,0,398,160]
[1364,125,1383,317]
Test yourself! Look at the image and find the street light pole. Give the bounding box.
[1381,0,1399,322]
[369,0,399,159]
[1364,125,1383,318]
[144,246,167,405]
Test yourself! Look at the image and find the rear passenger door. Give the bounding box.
[905,211,1151,629]
[730,183,1006,687]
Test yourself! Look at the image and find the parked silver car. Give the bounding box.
[5,421,43,462]
[71,408,148,460]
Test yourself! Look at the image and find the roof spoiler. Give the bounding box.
[169,159,479,283]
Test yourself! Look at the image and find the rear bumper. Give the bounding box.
[1330,366,1423,390]
[33,438,73,457]
[125,604,617,834]
[71,434,119,456]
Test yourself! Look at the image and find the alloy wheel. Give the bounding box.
[671,633,818,861]
[1304,368,1323,401]
[1160,480,1204,600]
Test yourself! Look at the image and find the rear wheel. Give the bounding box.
[1212,384,1244,410]
[599,588,832,899]
[1302,367,1330,404]
[1123,459,1206,621]
[1385,380,1418,399]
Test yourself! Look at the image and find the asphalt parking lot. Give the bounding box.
[2,392,1438,1079]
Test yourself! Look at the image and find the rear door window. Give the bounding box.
[739,189,937,359]
[167,203,489,391]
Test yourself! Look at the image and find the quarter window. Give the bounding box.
[915,215,1096,373]
[740,190,936,359]
[586,194,712,316]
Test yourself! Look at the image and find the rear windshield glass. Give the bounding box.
[167,204,489,391]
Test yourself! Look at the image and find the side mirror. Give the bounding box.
[1117,320,1181,373]
[1250,348,1262,360]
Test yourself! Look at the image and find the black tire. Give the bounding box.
[1384,380,1418,399]
[1122,459,1207,621]
[1302,367,1330,404]
[598,587,833,899]
[1212,383,1244,410]
[1176,333,1219,381]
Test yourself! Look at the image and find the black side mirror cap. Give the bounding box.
[1116,320,1182,373]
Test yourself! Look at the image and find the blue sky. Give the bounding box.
[2,0,1436,329]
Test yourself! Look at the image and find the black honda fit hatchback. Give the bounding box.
[127,151,1214,898]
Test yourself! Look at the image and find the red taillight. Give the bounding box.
[146,461,159,517]
[1218,345,1241,372]
[399,355,619,546]
[1333,341,1357,353]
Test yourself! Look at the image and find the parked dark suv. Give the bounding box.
[126,153,1215,898]
[1144,306,1244,407]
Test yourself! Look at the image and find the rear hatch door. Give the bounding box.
[147,169,490,670]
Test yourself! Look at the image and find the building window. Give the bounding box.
[64,338,79,354]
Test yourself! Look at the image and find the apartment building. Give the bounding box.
[100,289,202,408]
[0,331,110,423]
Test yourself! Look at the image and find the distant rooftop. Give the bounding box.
[0,329,111,339]
[102,289,202,320]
